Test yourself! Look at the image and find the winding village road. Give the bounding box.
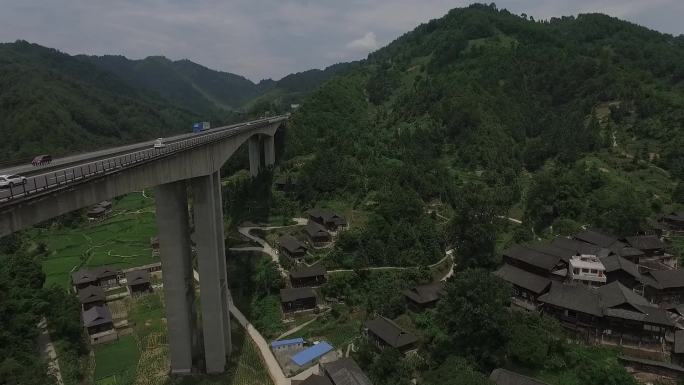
[191,219,457,385]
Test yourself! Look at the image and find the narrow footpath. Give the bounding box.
[37,318,64,385]
[193,269,290,385]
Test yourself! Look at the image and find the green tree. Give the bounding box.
[436,269,511,369]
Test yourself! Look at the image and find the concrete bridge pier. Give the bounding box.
[191,172,229,373]
[155,181,196,374]
[211,171,232,357]
[248,136,261,178]
[264,135,275,168]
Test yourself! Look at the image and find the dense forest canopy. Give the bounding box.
[282,4,684,251]
[0,41,349,164]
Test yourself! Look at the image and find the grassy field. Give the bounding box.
[297,304,364,348]
[91,291,274,385]
[27,192,159,288]
[94,335,140,384]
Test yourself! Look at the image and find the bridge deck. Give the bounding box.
[0,116,286,206]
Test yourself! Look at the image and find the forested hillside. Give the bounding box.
[0,41,349,164]
[0,41,202,163]
[283,4,684,267]
[82,55,267,113]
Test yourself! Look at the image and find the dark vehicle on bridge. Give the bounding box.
[32,154,52,166]
[0,174,27,189]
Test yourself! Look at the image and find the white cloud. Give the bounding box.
[346,31,379,52]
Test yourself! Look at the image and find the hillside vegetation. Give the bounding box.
[284,4,684,262]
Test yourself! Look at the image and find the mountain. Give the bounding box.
[0,41,203,163]
[282,4,684,253]
[240,62,357,115]
[81,55,264,113]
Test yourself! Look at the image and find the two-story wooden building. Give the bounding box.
[363,316,418,354]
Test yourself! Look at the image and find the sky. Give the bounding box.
[0,0,682,82]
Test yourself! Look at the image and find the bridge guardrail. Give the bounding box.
[0,116,287,206]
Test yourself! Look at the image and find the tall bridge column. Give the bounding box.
[264,135,275,168]
[248,136,261,178]
[191,173,228,373]
[155,181,195,374]
[211,171,232,357]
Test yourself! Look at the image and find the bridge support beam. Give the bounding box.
[191,172,229,373]
[211,171,232,357]
[155,181,195,374]
[248,136,261,178]
[264,135,275,169]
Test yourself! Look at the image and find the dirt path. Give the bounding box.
[37,318,64,385]
[192,269,289,385]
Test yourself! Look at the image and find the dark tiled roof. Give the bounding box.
[494,264,551,294]
[125,269,150,286]
[538,281,603,316]
[552,237,603,255]
[82,305,112,327]
[664,212,684,222]
[364,316,418,349]
[77,285,105,304]
[322,358,373,385]
[402,282,445,304]
[540,281,673,326]
[528,244,576,261]
[280,287,317,303]
[94,265,119,278]
[574,229,624,249]
[624,235,667,251]
[502,244,565,271]
[308,208,347,227]
[676,330,684,354]
[279,235,307,254]
[304,221,330,238]
[290,265,327,279]
[600,255,640,279]
[489,368,550,385]
[87,206,106,215]
[71,269,98,285]
[618,356,684,373]
[299,374,333,385]
[614,247,644,258]
[643,270,684,290]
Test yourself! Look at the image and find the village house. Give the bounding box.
[97,201,112,211]
[501,244,570,280]
[125,269,152,297]
[322,358,373,385]
[494,263,551,311]
[87,205,107,220]
[289,265,327,288]
[71,269,99,291]
[280,287,317,313]
[94,265,121,289]
[363,316,418,354]
[297,374,333,385]
[567,254,606,287]
[642,269,684,304]
[77,285,106,311]
[539,281,674,348]
[278,235,308,263]
[490,368,550,385]
[662,212,684,234]
[307,208,348,232]
[82,305,117,344]
[573,229,624,250]
[304,221,332,248]
[600,255,643,290]
[624,235,670,258]
[402,282,445,312]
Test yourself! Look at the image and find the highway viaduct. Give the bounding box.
[0,115,288,374]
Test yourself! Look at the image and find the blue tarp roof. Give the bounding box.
[271,338,304,348]
[291,342,334,366]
